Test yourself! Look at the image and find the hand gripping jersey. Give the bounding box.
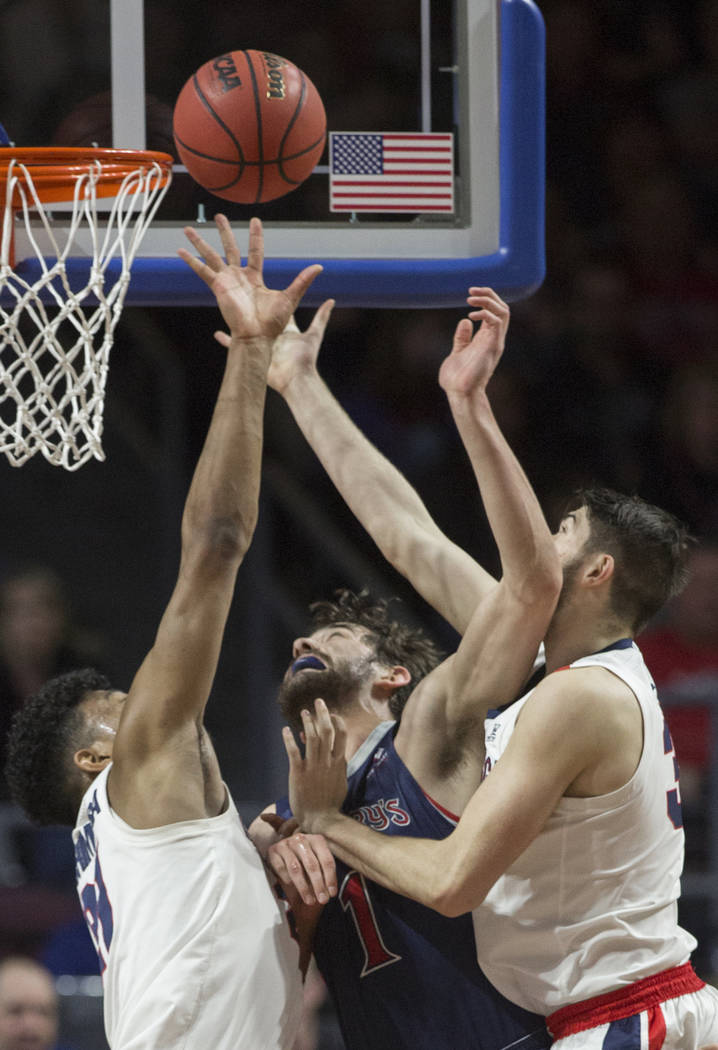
[477,640,698,1017]
[277,721,550,1050]
[74,765,302,1050]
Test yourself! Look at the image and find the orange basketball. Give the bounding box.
[173,50,326,204]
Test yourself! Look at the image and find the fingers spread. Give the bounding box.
[282,725,301,766]
[451,317,474,351]
[181,226,225,272]
[245,216,265,274]
[330,714,347,761]
[215,213,242,267]
[308,298,335,338]
[284,264,323,312]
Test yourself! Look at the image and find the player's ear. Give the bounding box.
[583,552,614,587]
[373,666,411,698]
[73,744,113,774]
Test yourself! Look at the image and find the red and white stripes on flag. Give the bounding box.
[329,132,454,213]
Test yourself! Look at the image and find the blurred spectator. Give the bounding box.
[647,363,718,537]
[0,955,62,1050]
[656,0,718,230]
[0,566,105,803]
[0,566,107,898]
[639,541,718,865]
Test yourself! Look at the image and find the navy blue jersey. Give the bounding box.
[276,722,550,1050]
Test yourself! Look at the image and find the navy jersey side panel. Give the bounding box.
[278,724,549,1050]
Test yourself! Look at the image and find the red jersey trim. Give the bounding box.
[421,789,459,823]
[547,963,704,1039]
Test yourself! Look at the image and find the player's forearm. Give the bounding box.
[447,389,560,605]
[182,335,272,555]
[282,369,495,630]
[314,810,455,910]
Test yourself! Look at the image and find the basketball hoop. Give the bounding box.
[0,147,173,470]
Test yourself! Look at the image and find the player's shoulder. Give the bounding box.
[522,661,635,732]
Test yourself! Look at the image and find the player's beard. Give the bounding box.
[554,551,586,616]
[278,657,375,732]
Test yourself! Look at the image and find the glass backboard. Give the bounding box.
[1,0,545,307]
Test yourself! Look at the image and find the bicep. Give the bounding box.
[435,696,594,913]
[447,584,551,724]
[117,566,236,751]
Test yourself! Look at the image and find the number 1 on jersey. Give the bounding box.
[340,871,401,976]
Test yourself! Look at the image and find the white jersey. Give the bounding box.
[476,639,697,1016]
[73,765,302,1050]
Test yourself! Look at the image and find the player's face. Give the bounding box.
[553,506,591,567]
[81,689,127,756]
[552,506,597,613]
[278,624,379,730]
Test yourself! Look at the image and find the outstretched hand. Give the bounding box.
[439,287,510,398]
[282,698,348,833]
[178,214,322,341]
[267,300,335,395]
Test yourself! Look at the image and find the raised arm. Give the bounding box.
[266,308,494,634]
[109,217,321,825]
[394,292,561,788]
[437,290,562,723]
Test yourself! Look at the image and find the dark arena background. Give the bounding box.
[0,2,716,1047]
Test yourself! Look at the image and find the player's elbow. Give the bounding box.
[430,880,480,918]
[509,550,563,610]
[184,512,256,567]
[425,856,483,918]
[419,856,476,915]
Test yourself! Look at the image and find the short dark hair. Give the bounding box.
[5,667,111,827]
[308,589,444,718]
[565,487,692,633]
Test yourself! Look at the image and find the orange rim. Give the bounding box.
[0,147,174,203]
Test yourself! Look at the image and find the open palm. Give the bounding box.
[178,215,322,341]
[439,287,510,397]
[268,300,335,395]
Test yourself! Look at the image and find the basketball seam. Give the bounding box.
[173,133,327,168]
[243,50,264,204]
[277,74,309,186]
[181,73,246,191]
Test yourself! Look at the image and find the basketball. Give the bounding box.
[173,50,326,205]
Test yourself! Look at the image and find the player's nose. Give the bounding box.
[292,636,314,659]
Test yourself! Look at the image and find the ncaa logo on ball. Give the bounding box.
[213,54,241,93]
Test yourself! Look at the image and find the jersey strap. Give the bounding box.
[546,963,704,1039]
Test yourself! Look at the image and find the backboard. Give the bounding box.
[1,0,545,308]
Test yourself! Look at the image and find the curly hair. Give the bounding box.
[564,487,693,633]
[5,667,111,827]
[308,589,444,719]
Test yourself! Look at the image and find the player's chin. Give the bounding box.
[278,668,345,728]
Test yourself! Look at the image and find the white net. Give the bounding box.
[0,153,171,470]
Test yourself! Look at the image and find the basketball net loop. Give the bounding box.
[0,150,172,470]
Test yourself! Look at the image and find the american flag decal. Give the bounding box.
[329,132,454,213]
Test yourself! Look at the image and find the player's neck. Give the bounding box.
[341,703,392,761]
[543,604,632,674]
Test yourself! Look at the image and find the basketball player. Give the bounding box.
[247,289,563,1049]
[284,486,718,1048]
[4,215,322,1050]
